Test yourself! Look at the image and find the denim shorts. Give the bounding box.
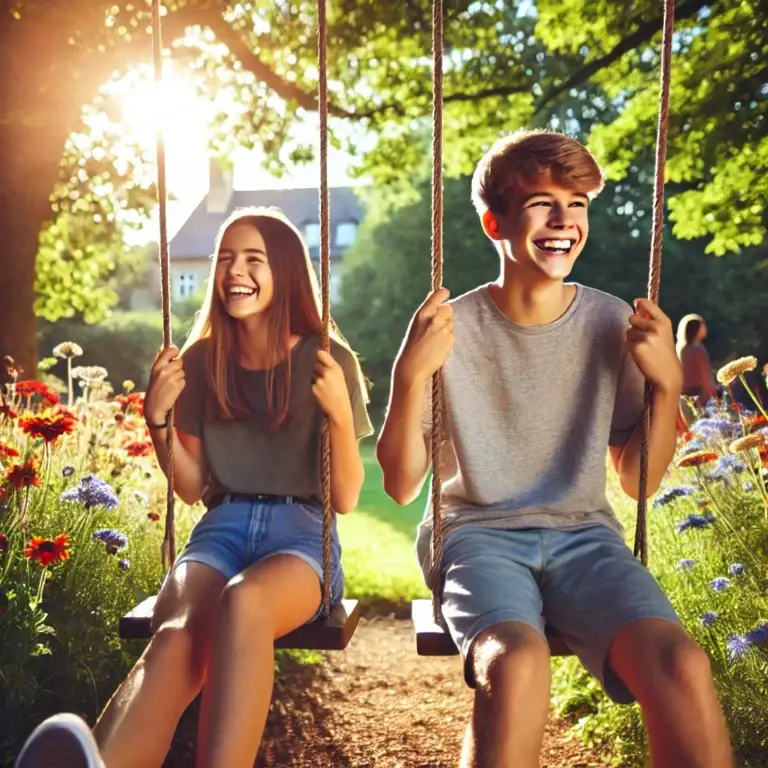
[440,523,681,704]
[173,495,344,621]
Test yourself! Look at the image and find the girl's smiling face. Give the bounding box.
[214,222,275,320]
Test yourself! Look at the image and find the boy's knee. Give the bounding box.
[657,636,713,692]
[470,621,550,691]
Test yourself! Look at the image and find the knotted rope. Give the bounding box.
[152,0,175,572]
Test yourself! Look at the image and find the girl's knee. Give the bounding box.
[470,622,550,691]
[217,577,271,634]
[144,623,207,693]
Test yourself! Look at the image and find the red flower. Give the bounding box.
[677,450,720,468]
[0,403,17,421]
[0,443,20,460]
[0,533,8,555]
[147,511,160,522]
[14,381,60,407]
[744,414,768,432]
[19,409,77,444]
[115,392,145,414]
[24,533,70,566]
[6,459,41,490]
[125,441,153,457]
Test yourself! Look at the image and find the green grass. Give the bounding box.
[337,443,430,612]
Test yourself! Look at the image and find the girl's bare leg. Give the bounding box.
[196,555,322,768]
[94,563,227,768]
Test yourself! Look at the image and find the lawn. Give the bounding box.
[337,442,430,613]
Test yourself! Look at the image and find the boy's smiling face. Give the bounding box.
[484,169,593,282]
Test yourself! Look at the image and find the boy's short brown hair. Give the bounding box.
[471,129,606,216]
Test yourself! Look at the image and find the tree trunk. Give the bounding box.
[0,9,86,380]
[0,125,71,382]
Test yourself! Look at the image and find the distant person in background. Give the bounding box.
[676,314,717,428]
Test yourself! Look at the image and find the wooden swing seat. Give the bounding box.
[120,595,361,651]
[411,599,572,657]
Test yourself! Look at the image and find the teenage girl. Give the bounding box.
[16,207,373,768]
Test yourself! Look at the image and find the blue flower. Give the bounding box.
[679,439,705,456]
[711,577,730,592]
[745,622,768,647]
[704,466,733,487]
[62,465,75,477]
[676,514,716,533]
[677,559,696,570]
[729,563,745,576]
[715,455,746,474]
[727,635,751,663]
[700,611,718,627]
[742,481,755,493]
[118,559,131,571]
[61,475,119,510]
[92,529,128,555]
[691,417,732,440]
[654,486,696,508]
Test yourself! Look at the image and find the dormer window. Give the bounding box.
[336,221,358,248]
[304,222,320,248]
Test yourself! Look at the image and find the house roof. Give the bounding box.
[170,187,362,260]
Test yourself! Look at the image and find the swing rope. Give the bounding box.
[634,0,675,566]
[428,0,675,624]
[152,0,176,572]
[317,0,334,618]
[428,0,445,621]
[151,0,334,617]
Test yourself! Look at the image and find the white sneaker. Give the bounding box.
[15,713,105,768]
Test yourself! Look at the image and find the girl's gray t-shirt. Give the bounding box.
[417,283,646,580]
[175,334,373,507]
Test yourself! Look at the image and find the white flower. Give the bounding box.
[53,342,83,360]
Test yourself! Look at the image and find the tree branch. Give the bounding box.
[167,3,355,118]
[533,0,712,114]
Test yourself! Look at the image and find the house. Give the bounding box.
[132,161,363,309]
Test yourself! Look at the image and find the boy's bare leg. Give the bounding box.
[461,621,551,768]
[610,618,734,768]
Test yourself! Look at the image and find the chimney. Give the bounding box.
[206,158,234,214]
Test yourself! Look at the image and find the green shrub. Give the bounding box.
[551,370,768,766]
[37,311,193,394]
[0,375,200,764]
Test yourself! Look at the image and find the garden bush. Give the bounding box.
[37,310,194,395]
[0,351,199,764]
[551,356,768,766]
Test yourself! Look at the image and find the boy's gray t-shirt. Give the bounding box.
[416,283,646,581]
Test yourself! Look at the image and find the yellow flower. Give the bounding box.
[716,356,757,386]
[729,433,766,454]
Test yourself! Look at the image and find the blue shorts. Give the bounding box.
[173,495,344,621]
[440,524,681,704]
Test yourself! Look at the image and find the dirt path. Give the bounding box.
[167,617,608,767]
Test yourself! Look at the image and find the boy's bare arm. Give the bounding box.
[610,298,682,499]
[610,385,680,500]
[377,288,454,505]
[377,369,432,505]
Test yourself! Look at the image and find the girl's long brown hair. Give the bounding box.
[182,206,367,429]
